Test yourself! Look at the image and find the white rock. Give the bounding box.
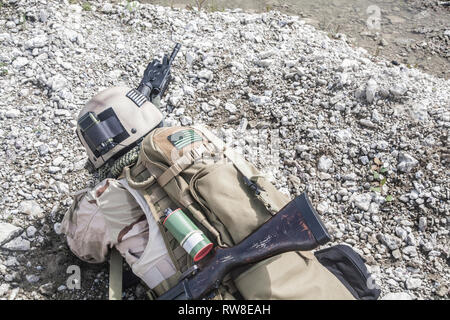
[52,156,64,166]
[19,200,44,219]
[381,292,413,300]
[26,274,40,284]
[224,103,237,114]
[405,277,422,290]
[5,109,21,118]
[48,74,68,92]
[316,201,329,214]
[248,94,271,105]
[54,223,62,235]
[198,69,213,81]
[24,35,48,49]
[12,57,29,69]
[0,223,22,244]
[317,156,333,172]
[353,193,372,211]
[26,226,37,238]
[0,284,10,297]
[2,237,31,251]
[397,152,419,173]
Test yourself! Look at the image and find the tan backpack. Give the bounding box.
[121,125,379,300]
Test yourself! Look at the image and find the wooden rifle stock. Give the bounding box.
[158,192,331,300]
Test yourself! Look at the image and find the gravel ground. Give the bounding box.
[0,0,448,300]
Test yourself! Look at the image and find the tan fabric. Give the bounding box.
[133,125,356,300]
[62,178,177,290]
[61,189,112,263]
[90,179,144,243]
[77,86,163,169]
[234,252,355,300]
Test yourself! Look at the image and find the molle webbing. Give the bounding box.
[192,125,281,214]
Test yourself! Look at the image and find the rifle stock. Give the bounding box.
[158,192,330,300]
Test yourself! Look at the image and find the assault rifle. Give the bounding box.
[157,193,331,300]
[137,43,181,102]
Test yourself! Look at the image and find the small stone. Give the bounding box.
[381,292,413,300]
[12,57,29,69]
[19,200,44,219]
[24,35,48,49]
[317,156,333,172]
[397,152,419,173]
[359,119,376,128]
[0,284,10,297]
[39,283,55,296]
[402,246,418,257]
[198,69,213,81]
[26,274,40,284]
[405,277,422,290]
[48,166,61,174]
[392,249,402,260]
[57,285,67,291]
[360,156,369,165]
[26,226,37,238]
[0,223,22,244]
[316,201,329,214]
[395,227,407,241]
[52,156,64,166]
[48,74,68,92]
[2,237,31,251]
[436,286,448,298]
[38,144,50,156]
[5,109,21,118]
[224,102,237,114]
[365,79,378,104]
[353,193,372,211]
[418,217,427,231]
[54,223,62,235]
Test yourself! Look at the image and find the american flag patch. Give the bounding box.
[126,89,148,107]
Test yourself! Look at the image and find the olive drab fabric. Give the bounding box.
[125,125,357,300]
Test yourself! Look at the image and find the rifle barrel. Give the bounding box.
[168,43,181,66]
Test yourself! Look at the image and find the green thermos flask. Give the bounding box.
[163,208,214,262]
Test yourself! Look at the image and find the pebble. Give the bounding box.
[26,226,38,238]
[26,274,40,284]
[5,109,21,118]
[397,152,419,173]
[405,277,422,290]
[353,193,372,212]
[365,79,378,104]
[0,223,22,244]
[197,69,213,81]
[12,57,29,69]
[317,156,333,172]
[224,103,237,114]
[2,237,31,251]
[381,292,413,300]
[18,201,44,219]
[0,284,10,297]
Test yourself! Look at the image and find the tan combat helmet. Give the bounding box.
[76,86,163,169]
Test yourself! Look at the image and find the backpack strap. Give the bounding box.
[156,143,209,187]
[193,124,280,214]
[108,248,123,300]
